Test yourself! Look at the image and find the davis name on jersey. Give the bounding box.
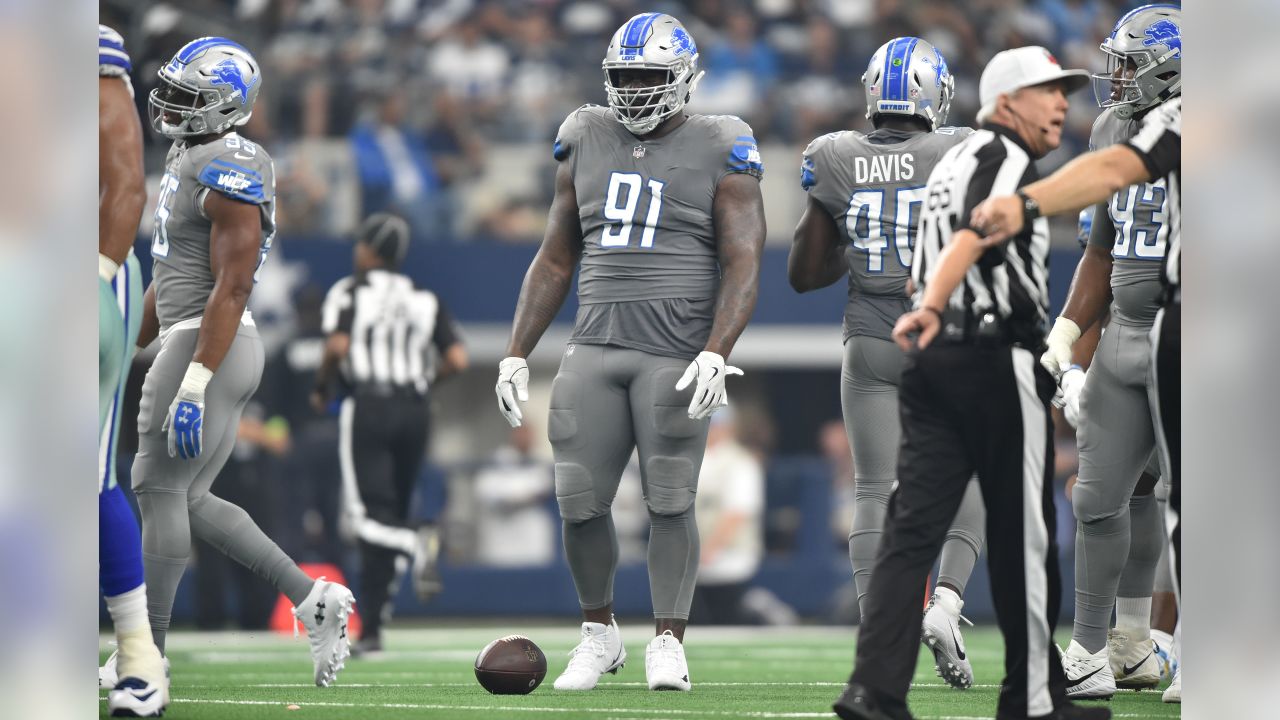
[801,126,972,342]
[151,133,277,328]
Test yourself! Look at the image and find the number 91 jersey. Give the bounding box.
[555,104,763,358]
[801,126,971,342]
[151,133,277,329]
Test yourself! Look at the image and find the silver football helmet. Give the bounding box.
[602,13,704,136]
[1092,4,1181,118]
[862,37,955,131]
[148,37,261,138]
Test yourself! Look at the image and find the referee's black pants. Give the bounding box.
[1149,297,1180,596]
[848,342,1068,719]
[339,390,430,640]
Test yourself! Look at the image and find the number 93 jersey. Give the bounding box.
[150,133,277,329]
[801,126,972,342]
[1087,107,1168,327]
[555,104,763,359]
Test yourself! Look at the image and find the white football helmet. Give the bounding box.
[148,37,261,138]
[602,13,704,135]
[862,37,955,131]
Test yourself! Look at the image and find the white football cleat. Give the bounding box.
[99,649,170,691]
[107,677,168,717]
[645,630,691,691]
[1060,639,1116,700]
[1162,665,1180,703]
[292,579,355,687]
[553,618,626,690]
[1108,627,1161,690]
[920,589,974,690]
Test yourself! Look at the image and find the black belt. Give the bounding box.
[935,308,1014,347]
[353,383,426,400]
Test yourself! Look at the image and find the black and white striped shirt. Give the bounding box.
[1125,96,1181,289]
[913,125,1052,346]
[321,269,462,395]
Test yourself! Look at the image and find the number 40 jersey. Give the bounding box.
[554,104,763,359]
[802,126,972,342]
[151,133,277,329]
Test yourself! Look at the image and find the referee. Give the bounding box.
[833,48,1108,720]
[970,97,1182,596]
[313,212,468,654]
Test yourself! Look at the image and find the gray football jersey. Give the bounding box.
[150,133,276,328]
[802,126,973,341]
[1087,108,1168,326]
[555,105,763,358]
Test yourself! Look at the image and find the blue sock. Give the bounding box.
[100,485,145,597]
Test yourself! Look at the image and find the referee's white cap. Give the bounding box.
[978,46,1090,122]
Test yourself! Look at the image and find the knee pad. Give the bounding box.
[1071,475,1127,524]
[644,455,696,515]
[555,462,604,522]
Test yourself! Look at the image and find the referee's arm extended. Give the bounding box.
[892,230,987,351]
[969,100,1180,242]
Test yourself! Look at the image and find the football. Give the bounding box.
[474,635,547,694]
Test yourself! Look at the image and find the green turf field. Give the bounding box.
[99,625,1179,719]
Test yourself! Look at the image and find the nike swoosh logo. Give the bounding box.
[710,367,720,381]
[121,688,157,701]
[1071,663,1106,685]
[234,152,255,160]
[1122,651,1153,676]
[950,628,966,660]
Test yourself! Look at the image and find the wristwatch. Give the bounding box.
[1016,190,1041,227]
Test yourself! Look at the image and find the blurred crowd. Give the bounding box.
[104,0,1146,243]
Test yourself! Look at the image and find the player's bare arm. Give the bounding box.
[504,161,584,359]
[970,145,1152,244]
[193,191,263,373]
[704,172,766,358]
[788,196,846,293]
[892,229,986,351]
[1060,243,1115,335]
[98,75,146,272]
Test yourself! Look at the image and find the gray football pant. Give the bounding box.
[549,343,710,620]
[132,324,315,651]
[1072,323,1164,652]
[841,336,985,617]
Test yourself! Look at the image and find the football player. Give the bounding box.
[1020,5,1181,700]
[494,13,765,692]
[98,24,169,718]
[128,37,353,688]
[789,37,984,690]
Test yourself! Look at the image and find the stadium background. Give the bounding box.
[100,0,1147,629]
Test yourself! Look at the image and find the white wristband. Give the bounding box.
[99,253,120,283]
[181,362,214,394]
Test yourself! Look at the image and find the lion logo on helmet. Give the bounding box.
[671,27,695,57]
[1143,19,1181,58]
[209,58,257,105]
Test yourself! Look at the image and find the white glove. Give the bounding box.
[495,357,529,428]
[1058,365,1086,428]
[674,351,743,420]
[1039,317,1081,379]
[162,362,212,459]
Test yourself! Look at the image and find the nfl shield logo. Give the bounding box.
[633,145,645,159]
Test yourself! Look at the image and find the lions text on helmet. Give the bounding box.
[148,37,262,138]
[602,13,705,136]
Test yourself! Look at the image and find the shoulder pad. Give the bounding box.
[553,104,606,162]
[192,135,273,205]
[800,131,850,191]
[712,116,763,179]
